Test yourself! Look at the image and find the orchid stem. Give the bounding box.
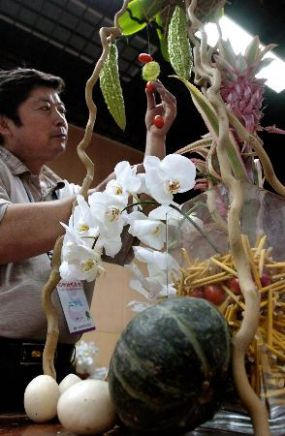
[169,203,220,253]
[121,200,156,212]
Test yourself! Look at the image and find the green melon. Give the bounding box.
[108,297,231,433]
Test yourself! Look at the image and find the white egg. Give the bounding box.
[57,379,116,434]
[24,374,60,423]
[59,373,81,395]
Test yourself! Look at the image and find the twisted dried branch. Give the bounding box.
[228,110,285,198]
[42,0,131,379]
[186,1,270,433]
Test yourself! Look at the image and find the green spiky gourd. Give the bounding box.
[168,6,192,80]
[99,43,126,130]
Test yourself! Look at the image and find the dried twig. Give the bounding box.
[42,0,132,379]
[186,1,270,433]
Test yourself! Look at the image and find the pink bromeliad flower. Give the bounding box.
[216,36,285,135]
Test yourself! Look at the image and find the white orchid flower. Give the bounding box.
[96,233,123,257]
[127,257,177,305]
[60,221,90,256]
[88,191,127,237]
[105,179,129,203]
[148,204,182,221]
[127,263,164,299]
[56,180,81,199]
[135,173,150,196]
[127,210,166,250]
[59,243,104,282]
[70,195,99,241]
[127,246,179,302]
[60,223,103,282]
[114,161,142,194]
[144,154,196,205]
[105,161,141,201]
[133,246,180,281]
[149,204,203,231]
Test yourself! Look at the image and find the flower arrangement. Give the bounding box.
[59,155,196,289]
[27,0,285,434]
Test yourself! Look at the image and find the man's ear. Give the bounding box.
[0,116,12,138]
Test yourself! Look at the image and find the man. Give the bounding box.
[0,67,176,409]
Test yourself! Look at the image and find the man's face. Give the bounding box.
[3,86,68,172]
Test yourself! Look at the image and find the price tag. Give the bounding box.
[57,280,95,334]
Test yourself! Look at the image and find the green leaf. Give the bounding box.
[118,0,166,36]
[175,76,219,137]
[220,39,237,67]
[245,36,260,65]
[171,76,248,181]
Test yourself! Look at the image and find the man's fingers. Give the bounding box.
[145,87,156,110]
[155,81,176,105]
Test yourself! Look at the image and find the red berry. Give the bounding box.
[191,287,205,299]
[137,53,153,64]
[204,284,226,306]
[226,277,241,295]
[260,273,271,287]
[145,81,156,93]
[152,115,165,129]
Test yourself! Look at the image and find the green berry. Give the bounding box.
[142,61,160,81]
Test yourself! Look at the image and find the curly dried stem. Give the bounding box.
[207,141,222,181]
[228,111,285,198]
[42,1,130,380]
[206,144,227,231]
[175,137,211,155]
[78,0,130,198]
[78,26,120,199]
[215,99,269,436]
[187,1,270,433]
[42,236,63,378]
[206,182,227,232]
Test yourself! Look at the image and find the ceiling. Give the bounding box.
[0,0,284,182]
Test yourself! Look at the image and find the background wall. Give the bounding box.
[50,124,144,187]
[49,124,145,367]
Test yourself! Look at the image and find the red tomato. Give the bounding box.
[191,287,205,299]
[226,277,241,295]
[137,53,153,64]
[204,285,226,306]
[260,273,272,287]
[145,81,156,93]
[153,115,165,129]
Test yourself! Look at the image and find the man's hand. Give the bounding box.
[145,81,177,137]
[144,81,177,159]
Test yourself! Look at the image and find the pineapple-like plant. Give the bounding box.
[215,37,271,133]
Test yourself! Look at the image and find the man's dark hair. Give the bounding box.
[0,68,65,144]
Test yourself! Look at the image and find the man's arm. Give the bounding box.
[0,197,74,264]
[137,81,177,216]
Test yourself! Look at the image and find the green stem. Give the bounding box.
[120,200,157,212]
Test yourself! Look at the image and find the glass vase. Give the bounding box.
[166,182,285,435]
